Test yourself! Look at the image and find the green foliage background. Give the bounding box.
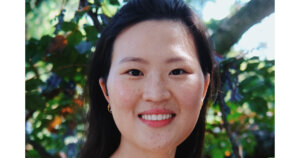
[25,0,274,158]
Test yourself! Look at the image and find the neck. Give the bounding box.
[111,137,176,158]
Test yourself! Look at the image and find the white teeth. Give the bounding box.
[140,114,173,121]
[158,115,162,120]
[163,115,166,120]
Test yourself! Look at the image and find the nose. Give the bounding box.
[142,75,171,103]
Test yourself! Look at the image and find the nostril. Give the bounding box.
[142,78,171,102]
[142,89,171,102]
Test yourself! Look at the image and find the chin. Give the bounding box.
[137,135,181,153]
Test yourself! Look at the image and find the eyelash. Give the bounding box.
[125,68,187,77]
[126,69,144,76]
[169,69,187,75]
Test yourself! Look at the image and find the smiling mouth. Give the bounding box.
[137,109,176,127]
[138,114,176,121]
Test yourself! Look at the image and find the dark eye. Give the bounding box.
[127,69,143,76]
[170,69,186,75]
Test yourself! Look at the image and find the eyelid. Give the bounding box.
[125,69,144,76]
[169,68,188,75]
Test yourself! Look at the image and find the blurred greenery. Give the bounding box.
[25,0,274,158]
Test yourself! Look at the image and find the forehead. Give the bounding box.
[112,19,198,62]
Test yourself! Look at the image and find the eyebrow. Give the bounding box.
[165,57,187,64]
[119,57,149,64]
[118,56,188,65]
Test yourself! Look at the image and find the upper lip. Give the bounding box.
[138,108,176,116]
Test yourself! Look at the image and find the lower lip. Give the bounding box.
[139,116,175,128]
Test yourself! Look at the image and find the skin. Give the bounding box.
[99,20,210,158]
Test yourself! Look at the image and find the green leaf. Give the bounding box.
[26,42,38,63]
[26,35,52,65]
[249,97,268,115]
[67,30,83,46]
[39,35,52,50]
[109,0,120,5]
[26,1,32,15]
[102,0,118,17]
[26,91,46,111]
[240,132,257,155]
[26,78,44,92]
[211,147,224,158]
[84,25,99,42]
[61,21,77,32]
[26,149,41,158]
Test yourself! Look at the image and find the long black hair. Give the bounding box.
[79,0,218,157]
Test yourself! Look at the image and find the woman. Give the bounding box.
[79,0,217,157]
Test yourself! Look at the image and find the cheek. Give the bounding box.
[176,76,204,110]
[169,76,205,145]
[107,77,141,110]
[107,77,143,138]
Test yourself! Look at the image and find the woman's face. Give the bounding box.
[100,20,210,154]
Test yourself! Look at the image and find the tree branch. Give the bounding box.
[79,0,104,32]
[218,92,243,158]
[87,10,104,33]
[211,0,275,54]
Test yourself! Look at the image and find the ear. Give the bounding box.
[202,73,210,101]
[99,78,110,103]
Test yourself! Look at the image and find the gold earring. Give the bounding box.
[107,104,112,113]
